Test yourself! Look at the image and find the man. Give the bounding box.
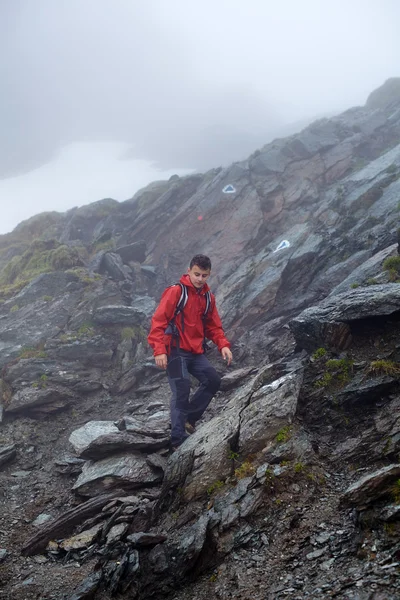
[148,255,232,449]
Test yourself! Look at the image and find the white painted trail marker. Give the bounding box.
[273,240,291,253]
[222,184,236,194]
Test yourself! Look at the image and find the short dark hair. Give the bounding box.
[190,254,212,271]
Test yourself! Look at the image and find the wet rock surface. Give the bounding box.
[0,82,400,598]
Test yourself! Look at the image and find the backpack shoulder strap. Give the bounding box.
[169,282,187,316]
[203,290,212,318]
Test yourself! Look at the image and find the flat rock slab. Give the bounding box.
[239,371,303,455]
[79,432,170,460]
[60,523,103,551]
[290,284,400,351]
[6,387,76,415]
[122,416,167,439]
[126,532,167,547]
[341,464,400,507]
[329,244,398,296]
[69,421,119,456]
[115,241,147,264]
[69,420,169,459]
[73,454,163,497]
[220,367,258,391]
[0,444,16,468]
[92,305,147,325]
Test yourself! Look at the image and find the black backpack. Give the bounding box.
[165,283,212,349]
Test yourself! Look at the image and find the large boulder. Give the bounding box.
[289,284,400,351]
[73,454,163,496]
[5,386,76,416]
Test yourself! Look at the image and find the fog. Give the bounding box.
[0,0,399,233]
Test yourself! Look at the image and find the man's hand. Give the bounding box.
[221,347,233,366]
[155,354,168,369]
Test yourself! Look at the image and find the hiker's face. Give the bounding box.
[187,265,210,289]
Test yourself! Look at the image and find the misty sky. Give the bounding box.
[0,0,399,234]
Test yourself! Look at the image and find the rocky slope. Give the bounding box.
[0,78,400,599]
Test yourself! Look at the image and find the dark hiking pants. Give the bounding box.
[167,348,221,446]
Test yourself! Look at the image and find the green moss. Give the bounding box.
[276,425,292,443]
[366,278,378,286]
[384,522,396,535]
[207,480,225,495]
[392,479,400,504]
[121,327,135,340]
[368,360,400,377]
[294,462,305,473]
[50,245,85,270]
[326,358,353,383]
[234,461,256,480]
[127,324,147,344]
[65,267,101,285]
[315,358,353,389]
[10,304,19,313]
[314,372,333,388]
[350,283,360,289]
[77,323,95,337]
[18,347,47,359]
[0,280,30,301]
[93,239,115,253]
[228,450,239,461]
[42,295,53,302]
[383,256,400,277]
[312,347,327,359]
[0,239,85,289]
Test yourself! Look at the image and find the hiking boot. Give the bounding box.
[185,422,196,435]
[170,433,190,452]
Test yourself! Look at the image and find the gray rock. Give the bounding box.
[141,265,157,279]
[130,295,156,318]
[60,523,103,550]
[115,241,146,264]
[122,416,167,438]
[106,523,129,545]
[0,288,82,369]
[0,549,7,563]
[92,305,147,325]
[6,387,76,415]
[73,453,163,496]
[330,244,397,295]
[102,252,130,281]
[54,456,86,476]
[164,379,254,502]
[4,358,103,393]
[78,431,170,460]
[67,571,102,600]
[290,284,400,351]
[47,336,114,366]
[341,464,400,507]
[32,513,53,527]
[69,421,119,456]
[220,367,258,391]
[0,444,16,468]
[306,547,327,560]
[380,504,400,522]
[126,532,167,547]
[239,371,303,455]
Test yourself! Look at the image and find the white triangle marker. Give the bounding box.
[273,240,291,253]
[222,184,236,194]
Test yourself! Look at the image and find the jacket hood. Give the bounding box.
[180,273,210,294]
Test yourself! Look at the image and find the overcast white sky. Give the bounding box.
[0,0,399,234]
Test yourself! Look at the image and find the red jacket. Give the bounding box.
[148,274,230,356]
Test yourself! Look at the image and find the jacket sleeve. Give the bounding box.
[204,296,230,352]
[147,287,180,356]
